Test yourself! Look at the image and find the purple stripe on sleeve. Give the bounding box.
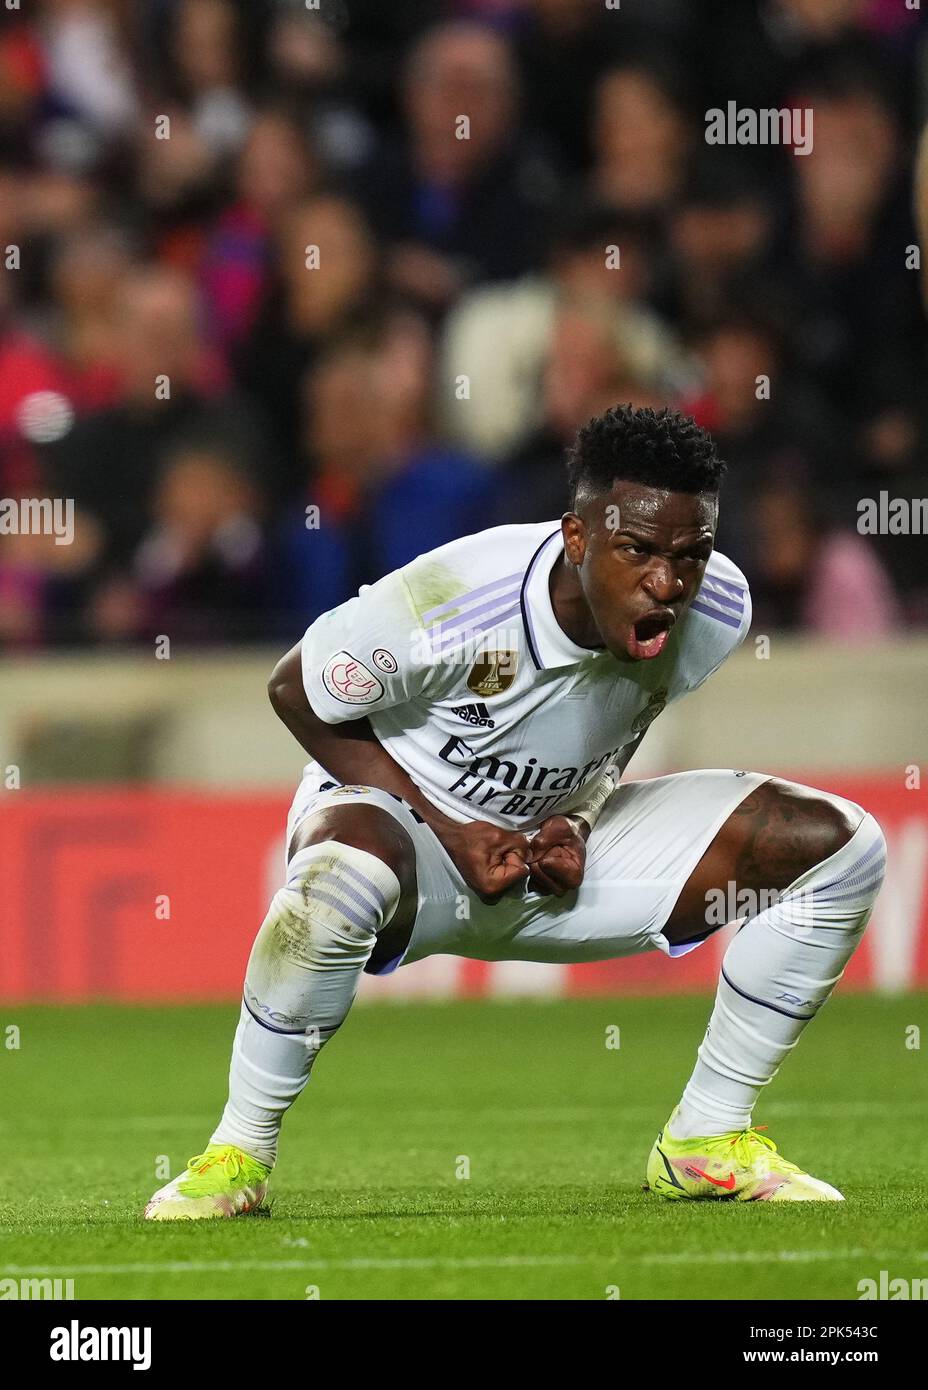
[698,583,744,614]
[690,600,742,628]
[436,602,522,654]
[704,575,746,599]
[434,586,521,635]
[422,572,523,624]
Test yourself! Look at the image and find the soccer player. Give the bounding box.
[146,406,886,1219]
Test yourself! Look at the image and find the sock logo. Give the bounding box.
[451,702,496,729]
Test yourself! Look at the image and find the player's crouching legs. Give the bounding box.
[711,777,888,1022]
[648,780,886,1203]
[254,803,418,1039]
[143,806,416,1220]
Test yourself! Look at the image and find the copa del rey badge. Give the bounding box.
[322,651,385,705]
[466,650,518,698]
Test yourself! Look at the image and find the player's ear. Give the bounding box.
[561,512,586,567]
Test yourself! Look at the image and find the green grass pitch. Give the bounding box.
[1,994,926,1301]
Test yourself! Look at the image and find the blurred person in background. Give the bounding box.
[852,405,928,626]
[134,101,224,250]
[274,313,490,632]
[657,154,778,332]
[489,301,671,525]
[691,0,918,118]
[37,0,139,148]
[134,0,260,258]
[438,199,691,459]
[236,191,381,494]
[0,508,104,649]
[513,2,691,176]
[159,0,253,157]
[43,262,266,639]
[42,224,135,411]
[589,58,692,220]
[513,0,634,170]
[131,435,268,645]
[265,3,375,175]
[748,481,900,637]
[683,312,842,579]
[198,106,322,353]
[354,19,561,315]
[776,66,922,429]
[0,13,46,160]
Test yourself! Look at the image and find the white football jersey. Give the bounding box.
[301,522,751,828]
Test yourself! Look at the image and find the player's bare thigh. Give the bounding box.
[288,804,419,971]
[662,778,865,946]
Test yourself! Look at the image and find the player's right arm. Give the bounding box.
[268,588,533,903]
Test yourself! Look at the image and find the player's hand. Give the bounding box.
[437,820,532,904]
[526,815,588,896]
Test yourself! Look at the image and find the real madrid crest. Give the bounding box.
[466,650,518,697]
[632,686,668,736]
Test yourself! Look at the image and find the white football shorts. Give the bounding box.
[284,764,775,970]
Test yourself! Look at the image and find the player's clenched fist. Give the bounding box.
[526,815,588,896]
[436,820,532,902]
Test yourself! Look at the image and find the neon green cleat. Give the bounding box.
[646,1109,844,1202]
[144,1143,272,1221]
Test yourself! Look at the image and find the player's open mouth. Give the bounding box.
[627,612,675,660]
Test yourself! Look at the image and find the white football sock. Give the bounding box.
[210,841,401,1166]
[670,810,886,1140]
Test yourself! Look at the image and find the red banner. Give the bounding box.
[0,777,925,1001]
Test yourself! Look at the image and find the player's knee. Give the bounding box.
[776,805,887,937]
[290,803,415,892]
[763,779,862,878]
[845,811,888,913]
[266,841,403,971]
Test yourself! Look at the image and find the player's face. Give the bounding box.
[562,483,717,662]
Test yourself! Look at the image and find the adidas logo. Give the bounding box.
[450,702,495,729]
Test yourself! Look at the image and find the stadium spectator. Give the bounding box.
[354,20,561,312]
[659,155,777,332]
[198,107,322,352]
[43,225,135,411]
[38,0,139,144]
[42,263,267,639]
[274,316,491,632]
[264,6,375,174]
[164,0,253,156]
[131,437,268,645]
[590,60,692,219]
[748,482,900,636]
[682,313,843,579]
[0,0,922,643]
[235,191,381,492]
[489,302,671,525]
[438,199,691,458]
[776,68,921,425]
[691,0,916,117]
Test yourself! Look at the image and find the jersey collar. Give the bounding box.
[520,529,600,670]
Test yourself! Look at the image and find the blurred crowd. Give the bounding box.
[0,0,926,649]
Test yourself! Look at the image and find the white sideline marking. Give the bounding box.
[4,1250,925,1276]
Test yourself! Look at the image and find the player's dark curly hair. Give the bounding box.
[566,405,726,507]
